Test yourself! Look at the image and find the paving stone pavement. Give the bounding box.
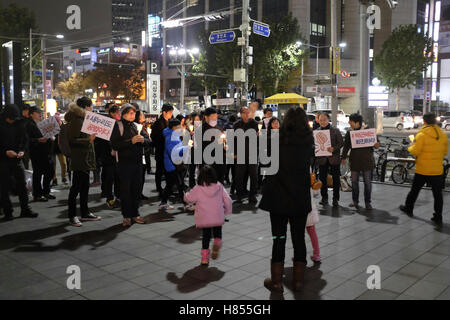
[0,171,449,300]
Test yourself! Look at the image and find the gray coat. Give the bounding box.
[314,125,344,166]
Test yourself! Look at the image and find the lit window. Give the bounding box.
[434,22,440,42]
[436,1,441,22]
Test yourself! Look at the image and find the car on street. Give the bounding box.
[441,117,450,131]
[383,110,415,130]
[409,110,423,128]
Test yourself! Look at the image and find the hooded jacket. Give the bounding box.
[163,127,188,172]
[64,103,96,171]
[259,131,314,216]
[184,182,232,228]
[409,125,448,176]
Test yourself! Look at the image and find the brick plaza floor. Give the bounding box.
[0,174,449,300]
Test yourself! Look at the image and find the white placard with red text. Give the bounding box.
[350,129,377,149]
[81,111,116,141]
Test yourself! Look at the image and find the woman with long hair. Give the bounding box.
[259,107,314,293]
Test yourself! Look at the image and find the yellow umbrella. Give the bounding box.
[264,93,309,105]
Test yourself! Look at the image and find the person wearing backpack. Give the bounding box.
[110,105,146,227]
[64,98,101,227]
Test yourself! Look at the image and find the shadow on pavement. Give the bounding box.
[232,202,258,214]
[166,265,225,293]
[359,208,399,224]
[171,225,202,244]
[318,205,354,218]
[0,223,69,251]
[56,204,110,219]
[281,263,327,300]
[11,223,126,252]
[410,215,450,235]
[142,211,175,224]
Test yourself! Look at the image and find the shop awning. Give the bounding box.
[264,93,309,105]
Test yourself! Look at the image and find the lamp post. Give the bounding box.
[29,31,64,116]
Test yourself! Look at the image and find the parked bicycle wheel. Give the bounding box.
[376,153,387,177]
[391,164,408,184]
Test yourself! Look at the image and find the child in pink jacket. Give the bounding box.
[184,165,232,265]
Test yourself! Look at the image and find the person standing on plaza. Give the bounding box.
[259,107,314,293]
[65,98,101,227]
[18,103,32,170]
[184,165,232,265]
[341,113,380,211]
[158,119,190,211]
[261,107,273,129]
[188,112,202,189]
[150,104,174,197]
[400,113,449,225]
[27,106,55,202]
[259,117,280,187]
[201,107,226,184]
[0,104,38,221]
[97,105,121,208]
[51,112,68,186]
[315,113,344,207]
[134,110,152,201]
[111,106,146,227]
[233,107,259,205]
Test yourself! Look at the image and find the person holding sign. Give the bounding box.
[314,113,344,207]
[65,98,101,227]
[27,107,55,202]
[110,106,146,227]
[341,114,380,211]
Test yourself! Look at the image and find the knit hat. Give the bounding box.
[3,104,21,120]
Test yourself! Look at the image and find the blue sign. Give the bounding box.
[253,21,270,37]
[209,31,235,44]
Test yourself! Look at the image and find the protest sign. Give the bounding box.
[313,130,332,157]
[37,116,60,139]
[81,111,116,141]
[350,128,377,149]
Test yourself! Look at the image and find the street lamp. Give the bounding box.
[29,29,64,117]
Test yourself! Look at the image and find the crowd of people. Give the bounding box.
[0,98,448,294]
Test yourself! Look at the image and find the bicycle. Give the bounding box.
[374,137,401,179]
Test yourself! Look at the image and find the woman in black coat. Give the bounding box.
[259,107,313,293]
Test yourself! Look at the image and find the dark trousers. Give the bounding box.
[155,152,165,193]
[269,213,307,263]
[0,160,30,215]
[31,156,54,198]
[351,171,372,204]
[68,170,90,219]
[405,173,444,216]
[144,151,151,173]
[103,164,120,201]
[235,164,258,197]
[189,164,197,188]
[319,160,341,201]
[202,226,222,250]
[161,170,185,204]
[118,162,143,218]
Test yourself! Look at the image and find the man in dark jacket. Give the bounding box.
[65,97,101,227]
[150,104,174,197]
[0,104,38,220]
[27,106,55,202]
[18,103,32,170]
[201,107,225,184]
[315,113,344,207]
[233,107,259,204]
[341,113,380,211]
[111,106,146,226]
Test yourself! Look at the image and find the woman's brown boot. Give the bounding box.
[264,261,284,293]
[293,261,307,291]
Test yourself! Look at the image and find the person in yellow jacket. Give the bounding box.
[400,113,449,225]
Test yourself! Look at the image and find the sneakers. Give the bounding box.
[106,200,115,208]
[80,213,101,221]
[159,203,174,211]
[311,255,322,263]
[33,196,48,202]
[211,238,222,260]
[45,194,56,200]
[399,205,413,217]
[70,217,82,227]
[20,210,38,218]
[201,249,210,265]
